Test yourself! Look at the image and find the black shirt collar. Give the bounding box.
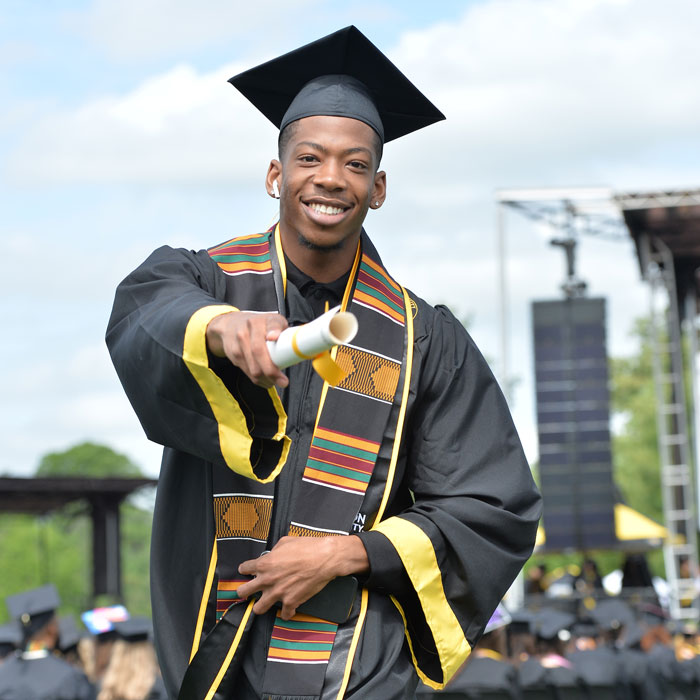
[284,254,351,309]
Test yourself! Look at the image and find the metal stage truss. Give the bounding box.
[497,186,700,621]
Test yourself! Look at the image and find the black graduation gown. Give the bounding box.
[0,652,95,700]
[416,654,521,699]
[618,647,663,700]
[567,647,630,700]
[518,657,586,700]
[106,237,542,699]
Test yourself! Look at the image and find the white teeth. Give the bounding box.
[310,203,344,215]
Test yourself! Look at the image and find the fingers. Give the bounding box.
[218,312,289,388]
[279,603,297,621]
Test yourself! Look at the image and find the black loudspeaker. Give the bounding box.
[532,298,617,551]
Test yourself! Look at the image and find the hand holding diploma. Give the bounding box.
[267,306,358,385]
[206,306,357,388]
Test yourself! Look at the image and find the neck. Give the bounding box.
[279,226,360,282]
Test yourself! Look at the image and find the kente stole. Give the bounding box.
[188,226,409,699]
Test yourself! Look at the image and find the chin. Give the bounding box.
[297,232,345,252]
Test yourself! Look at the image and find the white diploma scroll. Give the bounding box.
[266,306,358,370]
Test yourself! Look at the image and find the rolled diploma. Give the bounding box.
[266,306,358,370]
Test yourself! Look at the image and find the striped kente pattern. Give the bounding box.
[216,579,249,621]
[302,427,380,495]
[288,523,344,538]
[267,613,338,664]
[335,346,401,402]
[353,254,405,325]
[214,495,272,541]
[208,233,271,276]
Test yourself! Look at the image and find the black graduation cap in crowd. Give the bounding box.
[58,615,83,652]
[508,608,535,635]
[5,583,60,640]
[112,616,153,642]
[623,621,645,649]
[589,598,635,631]
[228,25,445,144]
[571,619,598,640]
[637,602,669,628]
[533,609,576,641]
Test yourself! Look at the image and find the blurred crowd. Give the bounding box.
[0,584,165,700]
[418,554,700,700]
[5,553,700,699]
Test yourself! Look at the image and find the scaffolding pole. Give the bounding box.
[641,233,699,620]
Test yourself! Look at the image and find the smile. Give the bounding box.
[309,203,345,215]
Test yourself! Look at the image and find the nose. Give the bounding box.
[312,158,345,191]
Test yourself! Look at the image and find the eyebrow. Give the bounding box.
[296,141,372,157]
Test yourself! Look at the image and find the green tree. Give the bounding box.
[36,441,143,478]
[609,318,663,524]
[0,442,153,624]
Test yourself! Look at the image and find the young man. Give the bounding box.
[107,26,541,700]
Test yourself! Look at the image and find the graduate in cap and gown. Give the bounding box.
[0,584,95,700]
[97,618,167,700]
[107,25,542,700]
[518,609,586,699]
[565,604,631,700]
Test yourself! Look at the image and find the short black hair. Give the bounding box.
[277,119,383,170]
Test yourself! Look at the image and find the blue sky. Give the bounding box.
[2,0,700,477]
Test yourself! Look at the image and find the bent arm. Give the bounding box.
[106,245,290,481]
[359,304,542,689]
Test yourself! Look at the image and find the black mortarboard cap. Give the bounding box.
[508,608,536,635]
[112,616,152,642]
[637,602,669,627]
[589,598,635,631]
[572,620,598,639]
[533,609,576,641]
[6,583,60,621]
[58,615,82,652]
[6,584,60,640]
[623,621,645,649]
[228,26,445,144]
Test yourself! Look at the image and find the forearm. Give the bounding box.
[325,534,370,578]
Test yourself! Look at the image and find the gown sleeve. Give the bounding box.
[360,303,542,690]
[105,245,290,482]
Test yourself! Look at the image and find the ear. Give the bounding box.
[266,160,282,198]
[370,170,386,209]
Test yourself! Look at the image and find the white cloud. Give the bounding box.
[65,0,321,61]
[10,0,700,191]
[6,62,278,185]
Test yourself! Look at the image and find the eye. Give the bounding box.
[298,154,318,164]
[348,160,368,171]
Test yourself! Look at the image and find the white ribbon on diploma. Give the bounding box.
[266,306,358,385]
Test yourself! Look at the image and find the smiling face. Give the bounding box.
[267,115,386,270]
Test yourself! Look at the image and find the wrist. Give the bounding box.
[205,311,236,357]
[325,535,369,578]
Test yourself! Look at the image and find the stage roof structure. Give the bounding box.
[615,189,700,317]
[0,476,157,604]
